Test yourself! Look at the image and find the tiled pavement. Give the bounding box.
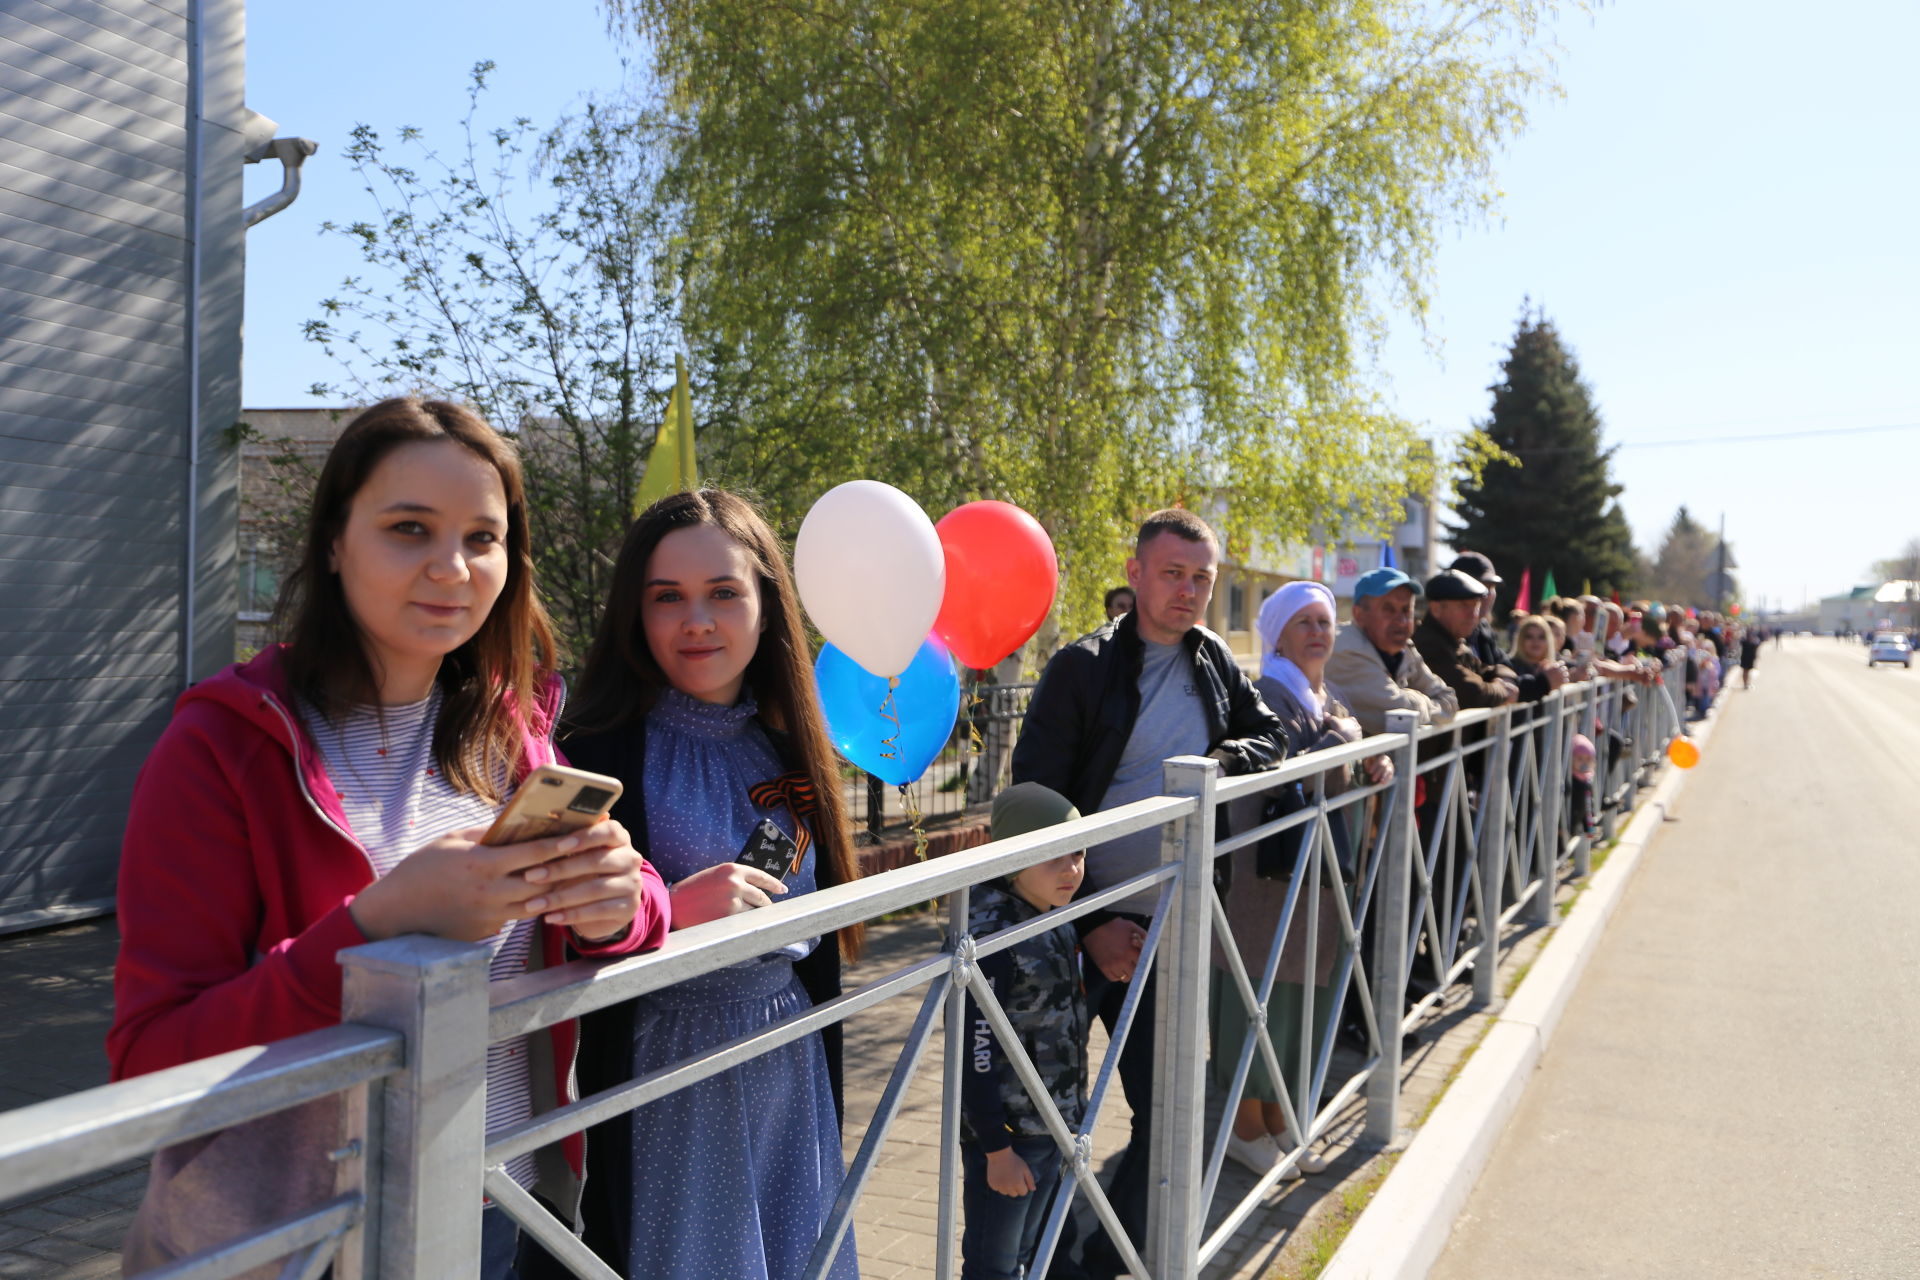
[0,911,1535,1279]
[0,919,134,1279]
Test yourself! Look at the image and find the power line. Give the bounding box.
[1425,419,1920,454]
[1614,420,1920,450]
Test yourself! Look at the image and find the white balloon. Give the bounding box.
[794,480,947,678]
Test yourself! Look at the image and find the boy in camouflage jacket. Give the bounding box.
[960,783,1090,1280]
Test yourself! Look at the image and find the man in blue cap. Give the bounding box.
[1326,566,1459,736]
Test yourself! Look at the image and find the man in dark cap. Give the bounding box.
[1447,550,1508,668]
[1448,551,1566,700]
[1415,569,1520,707]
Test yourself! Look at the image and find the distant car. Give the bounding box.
[1868,633,1912,668]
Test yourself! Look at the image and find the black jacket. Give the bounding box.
[1417,614,1519,710]
[1012,611,1286,818]
[554,718,846,1272]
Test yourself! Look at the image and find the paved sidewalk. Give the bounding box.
[0,919,132,1279]
[1,907,1542,1279]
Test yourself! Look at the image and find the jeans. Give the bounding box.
[962,1136,1064,1280]
[481,1205,521,1280]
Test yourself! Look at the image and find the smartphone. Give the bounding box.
[736,818,801,883]
[480,764,624,847]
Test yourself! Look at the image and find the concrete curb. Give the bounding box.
[1320,700,1726,1280]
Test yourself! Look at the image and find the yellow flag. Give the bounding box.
[634,353,699,516]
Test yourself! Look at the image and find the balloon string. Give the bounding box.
[965,675,984,761]
[876,674,926,857]
[900,783,928,861]
[877,675,902,764]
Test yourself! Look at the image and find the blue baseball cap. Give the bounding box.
[1353,567,1419,603]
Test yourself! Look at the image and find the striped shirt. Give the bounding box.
[302,688,539,1190]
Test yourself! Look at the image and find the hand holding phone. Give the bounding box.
[668,861,788,929]
[481,765,623,846]
[349,815,637,943]
[736,818,801,883]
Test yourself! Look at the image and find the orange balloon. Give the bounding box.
[1667,737,1700,769]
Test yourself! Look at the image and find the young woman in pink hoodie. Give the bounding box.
[109,398,669,1278]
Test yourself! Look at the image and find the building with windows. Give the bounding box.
[1818,582,1919,636]
[1207,496,1440,662]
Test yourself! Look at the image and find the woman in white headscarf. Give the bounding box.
[1213,580,1392,1181]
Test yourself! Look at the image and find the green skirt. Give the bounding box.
[1208,942,1346,1108]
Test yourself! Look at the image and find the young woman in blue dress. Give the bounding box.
[562,488,865,1280]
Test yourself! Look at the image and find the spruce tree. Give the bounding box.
[1448,307,1638,611]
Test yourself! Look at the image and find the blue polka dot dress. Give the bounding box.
[626,688,858,1280]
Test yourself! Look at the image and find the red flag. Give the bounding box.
[1515,567,1532,614]
[1611,589,1621,605]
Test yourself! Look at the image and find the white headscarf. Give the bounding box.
[1256,580,1338,718]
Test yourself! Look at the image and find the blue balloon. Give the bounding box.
[815,635,962,786]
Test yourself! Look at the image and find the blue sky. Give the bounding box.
[244,2,1920,613]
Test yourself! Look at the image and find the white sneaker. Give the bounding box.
[1293,1146,1329,1175]
[1226,1132,1300,1179]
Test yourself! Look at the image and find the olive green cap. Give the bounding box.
[990,782,1080,841]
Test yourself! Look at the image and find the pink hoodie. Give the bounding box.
[109,646,667,1264]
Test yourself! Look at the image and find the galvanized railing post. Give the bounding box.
[1473,709,1510,1006]
[340,936,491,1279]
[936,883,970,1280]
[1365,710,1419,1147]
[1150,755,1217,1280]
[1532,688,1565,924]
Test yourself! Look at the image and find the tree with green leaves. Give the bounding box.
[614,0,1563,632]
[304,66,679,657]
[1447,308,1638,609]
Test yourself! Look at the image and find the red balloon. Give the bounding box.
[933,501,1059,669]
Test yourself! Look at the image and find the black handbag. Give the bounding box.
[1255,780,1312,880]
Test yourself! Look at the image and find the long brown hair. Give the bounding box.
[275,397,556,800]
[567,488,863,960]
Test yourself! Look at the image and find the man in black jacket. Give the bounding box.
[1012,507,1284,1279]
[1450,550,1565,702]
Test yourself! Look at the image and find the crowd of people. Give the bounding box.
[104,395,1754,1280]
[992,528,1757,1279]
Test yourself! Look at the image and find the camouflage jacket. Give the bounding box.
[960,882,1088,1149]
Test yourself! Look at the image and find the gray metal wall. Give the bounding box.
[0,0,245,931]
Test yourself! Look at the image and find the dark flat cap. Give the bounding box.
[1426,568,1489,601]
[1449,550,1502,585]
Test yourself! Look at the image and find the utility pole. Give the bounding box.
[1716,512,1727,614]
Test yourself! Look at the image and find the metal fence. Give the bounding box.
[0,662,1688,1280]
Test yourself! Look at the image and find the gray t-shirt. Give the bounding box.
[1089,639,1211,913]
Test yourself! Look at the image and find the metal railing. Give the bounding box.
[0,663,1688,1280]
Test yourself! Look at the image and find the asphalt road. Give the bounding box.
[1433,636,1920,1279]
